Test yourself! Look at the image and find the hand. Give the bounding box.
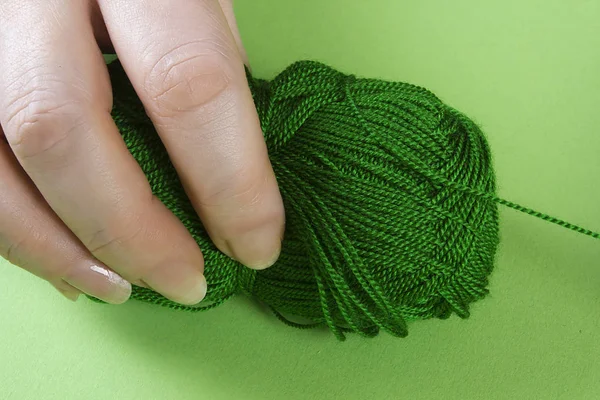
[0,0,285,305]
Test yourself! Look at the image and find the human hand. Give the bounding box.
[0,0,284,305]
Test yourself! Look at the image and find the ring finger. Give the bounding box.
[0,126,131,304]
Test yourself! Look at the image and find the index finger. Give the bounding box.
[98,0,285,269]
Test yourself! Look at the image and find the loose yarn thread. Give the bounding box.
[103,60,599,340]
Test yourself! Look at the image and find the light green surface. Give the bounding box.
[2,1,600,399]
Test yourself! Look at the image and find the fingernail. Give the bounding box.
[66,262,132,305]
[176,273,207,305]
[89,264,132,304]
[58,288,82,302]
[141,263,207,306]
[226,222,282,270]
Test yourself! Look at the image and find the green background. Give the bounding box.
[2,1,600,399]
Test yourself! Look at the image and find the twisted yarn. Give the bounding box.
[105,60,597,340]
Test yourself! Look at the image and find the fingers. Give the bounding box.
[0,134,130,304]
[218,0,250,67]
[0,0,207,304]
[90,1,113,53]
[89,1,242,64]
[98,0,285,269]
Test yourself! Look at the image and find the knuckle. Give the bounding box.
[4,83,87,161]
[0,228,56,280]
[200,169,282,234]
[84,215,147,258]
[203,169,266,208]
[143,40,235,117]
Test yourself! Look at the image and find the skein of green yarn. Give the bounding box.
[106,59,499,340]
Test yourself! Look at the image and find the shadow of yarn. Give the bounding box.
[78,207,600,400]
[83,290,470,400]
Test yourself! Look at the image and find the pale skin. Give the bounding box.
[0,0,285,305]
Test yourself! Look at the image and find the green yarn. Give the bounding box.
[105,60,599,340]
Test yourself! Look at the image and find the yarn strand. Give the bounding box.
[494,197,600,239]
